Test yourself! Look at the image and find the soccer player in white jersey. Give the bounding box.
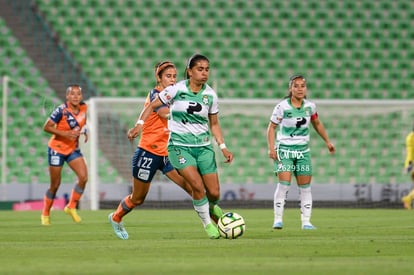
[267,75,335,230]
[128,54,234,239]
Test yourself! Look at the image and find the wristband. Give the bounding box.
[135,119,144,126]
[219,143,227,150]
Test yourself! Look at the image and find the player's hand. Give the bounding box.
[268,149,277,160]
[127,125,142,141]
[83,132,88,143]
[66,129,81,140]
[407,161,413,173]
[327,142,336,153]
[222,148,234,163]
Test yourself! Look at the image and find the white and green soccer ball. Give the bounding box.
[217,212,246,239]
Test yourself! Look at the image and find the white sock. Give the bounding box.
[193,197,211,227]
[273,182,290,223]
[299,185,312,225]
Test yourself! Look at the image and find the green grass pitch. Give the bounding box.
[0,208,413,274]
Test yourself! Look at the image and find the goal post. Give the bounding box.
[84,97,414,210]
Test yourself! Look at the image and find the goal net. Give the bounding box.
[84,97,414,209]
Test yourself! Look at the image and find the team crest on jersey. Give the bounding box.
[202,95,209,105]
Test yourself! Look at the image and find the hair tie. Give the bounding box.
[155,61,174,78]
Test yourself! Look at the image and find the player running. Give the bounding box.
[127,54,234,239]
[41,84,88,225]
[267,75,335,230]
[108,61,192,240]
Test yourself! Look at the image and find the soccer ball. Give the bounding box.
[217,212,246,239]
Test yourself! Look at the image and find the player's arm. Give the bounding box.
[43,119,80,140]
[128,97,164,140]
[80,124,88,143]
[267,121,278,160]
[311,117,335,153]
[209,113,233,163]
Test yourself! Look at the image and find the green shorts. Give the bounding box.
[168,144,217,175]
[274,144,312,176]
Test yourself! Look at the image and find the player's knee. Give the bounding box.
[78,174,88,185]
[129,196,145,206]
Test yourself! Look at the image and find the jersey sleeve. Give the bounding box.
[158,85,177,105]
[269,103,283,124]
[49,104,64,124]
[149,89,168,112]
[209,92,219,114]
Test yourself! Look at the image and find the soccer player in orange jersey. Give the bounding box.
[41,84,88,225]
[108,61,192,240]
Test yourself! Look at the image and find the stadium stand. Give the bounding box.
[1,0,413,188]
[0,17,122,184]
[33,0,412,99]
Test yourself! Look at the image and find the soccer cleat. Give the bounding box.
[41,215,50,226]
[302,224,317,230]
[108,213,129,240]
[273,221,283,229]
[205,223,220,239]
[209,204,224,224]
[401,196,412,210]
[64,206,81,223]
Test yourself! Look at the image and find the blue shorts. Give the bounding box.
[132,147,175,183]
[48,147,83,167]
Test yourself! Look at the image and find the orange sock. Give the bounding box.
[42,190,55,216]
[113,195,137,223]
[67,185,84,209]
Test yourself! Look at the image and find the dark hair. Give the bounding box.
[285,75,306,98]
[184,53,209,79]
[154,61,175,79]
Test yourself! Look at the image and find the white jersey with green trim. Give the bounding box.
[269,98,317,147]
[158,79,219,147]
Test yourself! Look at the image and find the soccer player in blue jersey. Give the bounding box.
[267,75,335,230]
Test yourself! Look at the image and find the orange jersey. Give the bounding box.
[138,89,170,156]
[48,102,87,155]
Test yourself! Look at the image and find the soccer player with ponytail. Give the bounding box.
[108,61,192,240]
[127,54,234,239]
[267,75,335,230]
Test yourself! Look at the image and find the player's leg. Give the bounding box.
[273,173,291,229]
[272,155,293,229]
[402,173,414,209]
[169,145,219,239]
[109,178,149,240]
[109,148,158,240]
[112,178,150,223]
[198,146,223,224]
[64,152,88,223]
[203,173,223,223]
[41,148,64,225]
[164,158,193,197]
[296,153,315,229]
